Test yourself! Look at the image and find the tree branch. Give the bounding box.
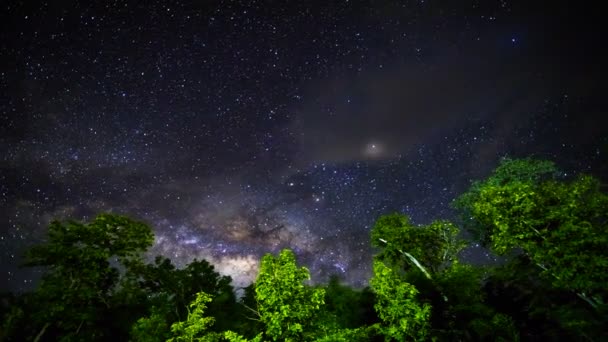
[378,238,433,280]
[240,302,261,318]
[33,322,50,342]
[535,262,599,310]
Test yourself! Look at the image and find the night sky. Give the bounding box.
[1,1,606,292]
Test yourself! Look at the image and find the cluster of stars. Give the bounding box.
[1,1,606,292]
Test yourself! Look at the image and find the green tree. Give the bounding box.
[369,260,431,341]
[469,172,607,305]
[452,157,558,245]
[253,249,325,341]
[456,158,608,339]
[167,292,222,342]
[126,256,237,341]
[371,214,465,276]
[130,306,171,342]
[22,213,154,341]
[370,213,520,340]
[129,257,235,320]
[312,325,378,342]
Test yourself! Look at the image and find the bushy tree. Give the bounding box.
[130,306,171,342]
[369,212,521,340]
[21,213,154,341]
[254,249,325,341]
[371,214,465,276]
[456,158,608,339]
[125,255,237,339]
[3,157,605,341]
[370,260,431,341]
[471,175,607,297]
[167,292,223,342]
[452,157,559,245]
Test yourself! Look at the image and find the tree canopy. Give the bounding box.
[253,249,325,341]
[22,213,154,341]
[1,157,606,341]
[455,159,607,307]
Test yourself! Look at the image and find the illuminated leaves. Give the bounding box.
[255,249,325,341]
[168,292,221,342]
[471,175,608,295]
[370,260,431,341]
[457,158,607,301]
[371,213,465,274]
[452,158,559,245]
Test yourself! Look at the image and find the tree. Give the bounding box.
[130,306,171,342]
[483,255,599,340]
[126,256,238,341]
[21,213,154,341]
[167,292,222,342]
[369,260,431,341]
[126,256,236,328]
[322,275,378,329]
[434,261,519,341]
[468,171,607,305]
[371,214,465,276]
[452,157,559,245]
[455,158,608,339]
[0,293,25,341]
[235,284,265,339]
[253,249,325,341]
[369,213,519,340]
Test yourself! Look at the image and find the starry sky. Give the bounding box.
[1,1,606,292]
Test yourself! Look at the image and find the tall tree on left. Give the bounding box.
[19,213,154,341]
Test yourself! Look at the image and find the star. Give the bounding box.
[0,0,606,293]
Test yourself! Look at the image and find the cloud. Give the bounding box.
[291,45,566,165]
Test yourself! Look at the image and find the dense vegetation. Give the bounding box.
[1,158,606,341]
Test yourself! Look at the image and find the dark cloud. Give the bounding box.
[293,45,554,164]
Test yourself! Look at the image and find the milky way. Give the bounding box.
[1,1,606,292]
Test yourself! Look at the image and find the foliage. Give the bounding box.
[456,157,608,339]
[235,284,265,339]
[470,174,608,296]
[370,260,431,341]
[223,330,254,342]
[368,212,520,340]
[21,213,154,341]
[168,292,222,342]
[485,254,607,341]
[322,275,378,329]
[3,157,606,341]
[453,157,559,244]
[124,255,237,336]
[254,249,325,341]
[313,325,379,342]
[131,306,171,342]
[371,213,465,274]
[25,213,154,268]
[433,261,519,341]
[0,299,24,341]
